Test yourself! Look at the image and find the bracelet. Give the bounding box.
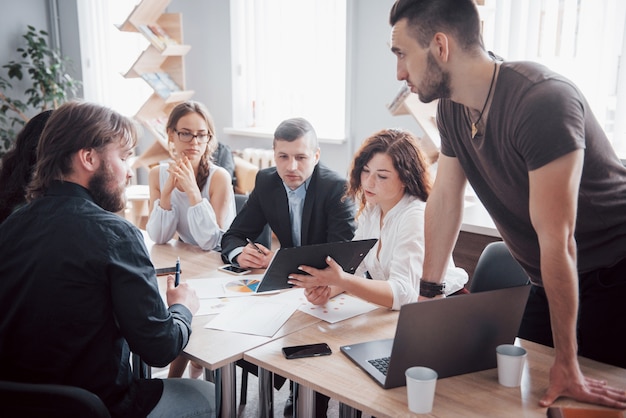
[419,279,446,298]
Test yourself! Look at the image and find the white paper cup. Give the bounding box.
[496,344,527,387]
[405,366,438,414]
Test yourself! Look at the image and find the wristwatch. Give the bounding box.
[419,279,446,298]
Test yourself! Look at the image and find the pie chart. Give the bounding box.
[224,279,261,293]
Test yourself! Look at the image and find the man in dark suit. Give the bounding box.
[221,117,356,267]
[221,117,356,417]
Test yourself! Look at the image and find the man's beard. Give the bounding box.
[88,161,127,213]
[417,51,451,103]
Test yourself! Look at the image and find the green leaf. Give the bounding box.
[0,24,82,158]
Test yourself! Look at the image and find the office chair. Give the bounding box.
[132,351,151,379]
[233,156,259,195]
[469,241,530,293]
[213,142,236,187]
[0,380,111,418]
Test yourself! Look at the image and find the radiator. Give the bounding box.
[240,148,275,169]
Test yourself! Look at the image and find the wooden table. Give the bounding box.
[143,232,321,417]
[244,308,626,418]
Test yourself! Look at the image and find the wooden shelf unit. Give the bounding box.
[387,84,440,164]
[118,0,194,169]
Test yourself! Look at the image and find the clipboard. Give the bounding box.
[255,239,378,293]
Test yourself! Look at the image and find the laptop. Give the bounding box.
[253,239,378,293]
[340,285,531,389]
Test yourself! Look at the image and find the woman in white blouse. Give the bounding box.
[289,129,467,310]
[146,101,235,251]
[146,101,236,379]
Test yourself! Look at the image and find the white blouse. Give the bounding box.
[146,163,236,251]
[354,194,468,310]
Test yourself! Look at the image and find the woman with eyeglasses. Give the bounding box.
[146,100,236,251]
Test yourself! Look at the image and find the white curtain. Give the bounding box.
[76,0,152,117]
[481,0,626,152]
[230,0,347,140]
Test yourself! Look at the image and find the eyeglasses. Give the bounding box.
[174,129,212,144]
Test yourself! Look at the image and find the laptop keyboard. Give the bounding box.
[368,356,390,375]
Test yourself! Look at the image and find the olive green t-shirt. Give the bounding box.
[438,61,626,284]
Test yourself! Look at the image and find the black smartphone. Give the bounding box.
[218,264,251,276]
[282,343,332,359]
[155,266,178,276]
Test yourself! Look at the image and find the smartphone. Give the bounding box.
[155,266,178,276]
[218,264,251,276]
[282,343,332,359]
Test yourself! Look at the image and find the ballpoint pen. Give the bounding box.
[175,257,181,287]
[246,237,266,255]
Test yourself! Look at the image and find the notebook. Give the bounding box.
[340,284,531,389]
[254,239,378,293]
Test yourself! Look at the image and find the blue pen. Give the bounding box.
[175,257,181,287]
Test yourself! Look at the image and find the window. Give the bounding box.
[229,0,348,143]
[77,0,152,117]
[478,0,626,157]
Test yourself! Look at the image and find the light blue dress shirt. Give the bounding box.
[283,178,310,247]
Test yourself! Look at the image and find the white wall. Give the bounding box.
[0,0,52,119]
[3,0,423,177]
[168,0,423,176]
[0,0,83,116]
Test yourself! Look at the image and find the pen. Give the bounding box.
[246,237,265,255]
[175,257,180,287]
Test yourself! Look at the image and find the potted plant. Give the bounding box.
[0,25,81,156]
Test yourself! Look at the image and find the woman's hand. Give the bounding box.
[168,155,202,205]
[156,163,178,211]
[304,286,332,306]
[288,256,344,289]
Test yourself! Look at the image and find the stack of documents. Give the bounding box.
[183,277,379,337]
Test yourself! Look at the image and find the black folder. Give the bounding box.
[255,239,378,293]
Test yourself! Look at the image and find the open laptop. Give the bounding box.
[249,239,377,293]
[340,285,531,389]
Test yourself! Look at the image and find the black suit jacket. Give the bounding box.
[221,163,356,262]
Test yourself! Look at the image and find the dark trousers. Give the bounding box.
[518,257,626,368]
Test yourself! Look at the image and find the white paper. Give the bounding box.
[298,292,378,323]
[196,298,235,315]
[204,294,302,337]
[187,277,230,298]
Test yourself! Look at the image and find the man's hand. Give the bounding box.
[165,275,199,315]
[539,359,626,409]
[236,242,272,269]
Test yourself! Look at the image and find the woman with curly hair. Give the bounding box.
[289,128,467,310]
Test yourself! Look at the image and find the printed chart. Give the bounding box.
[224,279,261,293]
[298,293,378,323]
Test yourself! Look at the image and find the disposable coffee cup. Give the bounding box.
[405,366,438,414]
[496,344,527,387]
